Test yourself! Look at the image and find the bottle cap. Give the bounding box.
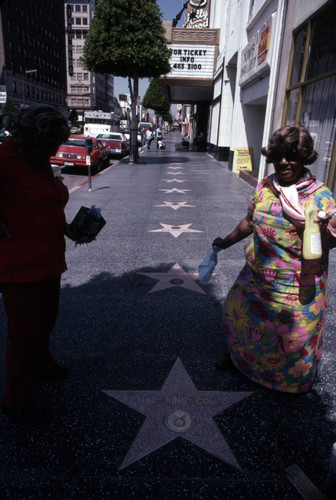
[318,210,326,219]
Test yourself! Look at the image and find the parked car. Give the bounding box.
[123,130,142,147]
[95,132,130,158]
[50,135,110,172]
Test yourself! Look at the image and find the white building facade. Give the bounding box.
[207,0,336,193]
[162,0,336,194]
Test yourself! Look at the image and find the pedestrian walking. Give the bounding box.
[146,128,153,150]
[0,105,74,424]
[156,126,162,148]
[182,134,190,150]
[213,124,336,393]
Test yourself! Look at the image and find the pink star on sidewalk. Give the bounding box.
[160,188,191,194]
[148,223,203,238]
[162,178,187,183]
[155,201,196,210]
[103,358,252,470]
[136,263,205,294]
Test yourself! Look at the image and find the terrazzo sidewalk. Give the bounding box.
[0,132,336,499]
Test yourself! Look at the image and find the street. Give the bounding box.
[1,132,335,499]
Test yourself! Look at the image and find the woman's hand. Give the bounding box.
[316,213,336,249]
[0,220,13,240]
[314,212,332,227]
[213,237,226,249]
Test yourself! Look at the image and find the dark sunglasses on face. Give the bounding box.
[270,150,299,163]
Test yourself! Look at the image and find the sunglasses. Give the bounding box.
[270,151,299,163]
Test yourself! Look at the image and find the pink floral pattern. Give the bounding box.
[223,177,336,393]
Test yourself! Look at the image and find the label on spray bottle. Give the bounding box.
[310,233,322,255]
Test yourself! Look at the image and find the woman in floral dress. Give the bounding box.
[213,125,336,393]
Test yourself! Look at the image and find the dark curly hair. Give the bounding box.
[261,124,318,165]
[4,105,70,152]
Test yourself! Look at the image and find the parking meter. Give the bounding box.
[86,136,93,154]
[85,136,93,191]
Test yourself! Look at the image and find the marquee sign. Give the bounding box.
[167,44,215,79]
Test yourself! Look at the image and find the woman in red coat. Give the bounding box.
[0,105,72,424]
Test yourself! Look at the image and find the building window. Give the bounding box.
[83,73,89,81]
[82,18,88,25]
[75,5,81,12]
[284,2,336,192]
[82,5,87,12]
[75,18,81,25]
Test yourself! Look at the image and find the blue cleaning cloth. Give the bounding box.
[198,246,222,284]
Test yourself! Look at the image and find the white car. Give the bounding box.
[123,130,142,147]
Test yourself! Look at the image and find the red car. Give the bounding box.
[50,135,110,171]
[96,132,130,158]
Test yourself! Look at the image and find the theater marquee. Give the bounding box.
[168,44,216,79]
[161,23,219,104]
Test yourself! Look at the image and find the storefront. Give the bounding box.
[279,1,336,193]
[160,2,219,144]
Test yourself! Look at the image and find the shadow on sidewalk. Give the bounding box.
[0,267,335,497]
[119,156,193,165]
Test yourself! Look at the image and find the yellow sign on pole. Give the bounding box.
[233,148,253,173]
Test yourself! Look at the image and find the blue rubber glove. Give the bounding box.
[198,246,222,284]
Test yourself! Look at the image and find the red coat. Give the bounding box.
[0,138,69,282]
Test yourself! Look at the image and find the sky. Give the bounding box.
[114,0,185,100]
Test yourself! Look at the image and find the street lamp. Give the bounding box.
[172,1,189,27]
[172,0,199,27]
[22,69,37,106]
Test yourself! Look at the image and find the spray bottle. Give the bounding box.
[302,199,324,260]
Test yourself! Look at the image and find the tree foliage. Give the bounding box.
[82,0,171,78]
[82,0,171,163]
[69,108,78,125]
[2,97,15,117]
[142,78,172,122]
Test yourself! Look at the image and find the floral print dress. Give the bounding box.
[223,175,336,393]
